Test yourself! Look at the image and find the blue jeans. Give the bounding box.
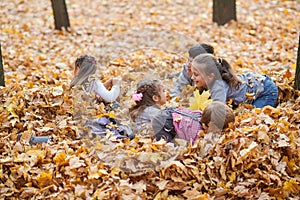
[253,76,278,108]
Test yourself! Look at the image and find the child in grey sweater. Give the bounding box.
[129,79,166,130]
[170,43,214,97]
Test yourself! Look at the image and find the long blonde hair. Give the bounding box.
[193,54,242,89]
[70,55,97,89]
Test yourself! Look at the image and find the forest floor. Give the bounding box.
[0,0,300,199]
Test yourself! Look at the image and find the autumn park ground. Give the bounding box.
[1,0,300,199]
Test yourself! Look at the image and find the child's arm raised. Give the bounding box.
[92,79,120,103]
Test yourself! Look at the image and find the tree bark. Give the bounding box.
[51,0,70,30]
[294,33,300,90]
[0,44,5,87]
[213,0,237,26]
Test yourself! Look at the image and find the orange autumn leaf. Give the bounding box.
[36,172,53,188]
[0,0,300,199]
[53,152,68,166]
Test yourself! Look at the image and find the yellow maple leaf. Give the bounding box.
[36,172,53,188]
[53,152,67,166]
[96,111,115,119]
[189,90,212,111]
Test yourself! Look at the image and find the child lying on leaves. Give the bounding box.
[152,101,235,144]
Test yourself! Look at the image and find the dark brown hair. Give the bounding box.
[129,79,162,121]
[188,43,214,58]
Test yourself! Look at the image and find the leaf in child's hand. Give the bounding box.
[189,90,212,111]
[96,112,115,119]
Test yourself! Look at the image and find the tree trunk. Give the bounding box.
[213,0,237,26]
[0,44,5,87]
[51,0,70,30]
[294,34,300,90]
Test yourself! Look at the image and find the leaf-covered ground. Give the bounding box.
[1,0,300,199]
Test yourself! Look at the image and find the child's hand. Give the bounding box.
[103,78,113,88]
[112,77,122,86]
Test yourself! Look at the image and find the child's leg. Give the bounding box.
[253,76,278,108]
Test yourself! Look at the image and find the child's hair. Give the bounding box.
[70,55,97,88]
[188,43,214,58]
[201,101,235,130]
[129,79,162,121]
[193,54,242,89]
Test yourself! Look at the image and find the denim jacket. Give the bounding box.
[210,73,266,105]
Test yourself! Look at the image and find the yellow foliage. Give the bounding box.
[96,112,115,119]
[283,180,300,196]
[53,152,67,166]
[7,104,19,118]
[189,90,212,111]
[36,172,53,188]
[228,171,236,182]
[0,0,300,199]
[291,63,296,70]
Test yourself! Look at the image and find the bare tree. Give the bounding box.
[213,0,237,25]
[294,34,300,90]
[51,0,70,30]
[0,44,4,87]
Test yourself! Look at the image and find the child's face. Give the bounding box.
[157,85,167,105]
[191,64,214,87]
[186,57,193,75]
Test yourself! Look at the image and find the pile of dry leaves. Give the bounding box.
[1,49,300,199]
[1,0,300,199]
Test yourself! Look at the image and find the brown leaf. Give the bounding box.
[183,188,208,199]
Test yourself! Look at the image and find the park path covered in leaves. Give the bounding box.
[0,0,300,199]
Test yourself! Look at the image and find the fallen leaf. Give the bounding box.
[189,90,212,111]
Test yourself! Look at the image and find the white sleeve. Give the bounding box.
[92,79,120,102]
